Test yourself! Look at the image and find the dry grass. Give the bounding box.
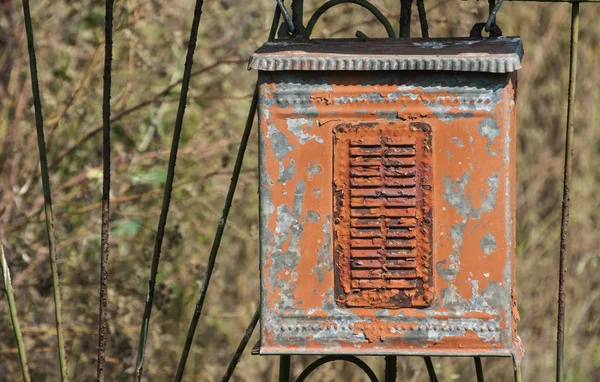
[0,0,599,381]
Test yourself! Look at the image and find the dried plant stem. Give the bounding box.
[132,1,206,380]
[20,0,69,380]
[96,0,114,381]
[1,243,32,382]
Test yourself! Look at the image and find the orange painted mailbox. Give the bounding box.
[250,38,523,361]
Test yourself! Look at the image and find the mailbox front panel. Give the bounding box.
[258,71,519,357]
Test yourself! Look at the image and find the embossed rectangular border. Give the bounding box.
[332,121,434,309]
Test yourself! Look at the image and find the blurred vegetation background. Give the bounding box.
[0,0,599,380]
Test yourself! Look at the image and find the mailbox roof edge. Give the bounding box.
[248,37,523,73]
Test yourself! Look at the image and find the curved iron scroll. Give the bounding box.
[306,0,396,38]
[294,355,379,382]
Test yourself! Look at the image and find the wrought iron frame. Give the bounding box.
[5,0,595,381]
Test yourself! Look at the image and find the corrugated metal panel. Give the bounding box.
[249,37,523,73]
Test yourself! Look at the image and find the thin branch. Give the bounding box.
[20,0,69,379]
[1,242,32,382]
[132,1,206,380]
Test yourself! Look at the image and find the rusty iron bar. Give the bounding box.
[132,1,206,380]
[306,0,396,38]
[384,356,396,382]
[416,0,429,37]
[96,0,114,381]
[475,357,485,382]
[221,306,260,382]
[279,355,291,382]
[485,0,504,32]
[293,355,379,382]
[400,0,413,37]
[557,2,579,382]
[172,4,282,380]
[1,242,32,382]
[424,356,438,382]
[20,0,70,379]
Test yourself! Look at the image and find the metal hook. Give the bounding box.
[276,0,296,35]
[485,0,503,33]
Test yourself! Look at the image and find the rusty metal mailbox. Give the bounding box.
[250,38,523,360]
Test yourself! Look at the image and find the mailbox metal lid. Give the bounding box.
[249,37,523,73]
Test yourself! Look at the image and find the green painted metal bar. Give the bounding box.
[306,0,396,38]
[279,355,291,382]
[424,356,438,382]
[515,365,523,382]
[1,243,32,382]
[132,0,206,380]
[172,4,283,380]
[400,0,412,37]
[556,2,579,382]
[291,0,304,28]
[221,306,260,382]
[385,356,397,382]
[20,0,70,380]
[475,357,485,382]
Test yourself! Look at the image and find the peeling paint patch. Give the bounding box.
[451,137,464,148]
[306,161,322,180]
[480,232,497,256]
[312,217,332,283]
[481,173,499,213]
[478,117,500,155]
[287,118,324,144]
[334,92,385,104]
[306,210,321,224]
[269,181,306,310]
[267,124,296,183]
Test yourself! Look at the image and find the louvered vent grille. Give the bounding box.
[333,122,433,309]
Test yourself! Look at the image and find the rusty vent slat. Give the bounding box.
[333,122,434,309]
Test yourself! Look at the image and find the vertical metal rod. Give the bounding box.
[400,0,412,37]
[488,0,496,17]
[291,0,303,29]
[172,6,281,380]
[557,3,579,382]
[416,0,429,38]
[514,365,523,382]
[384,356,397,382]
[133,1,206,380]
[474,357,485,382]
[279,355,292,382]
[20,0,70,380]
[424,356,438,382]
[174,87,259,382]
[1,243,32,382]
[221,307,260,382]
[97,0,114,381]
